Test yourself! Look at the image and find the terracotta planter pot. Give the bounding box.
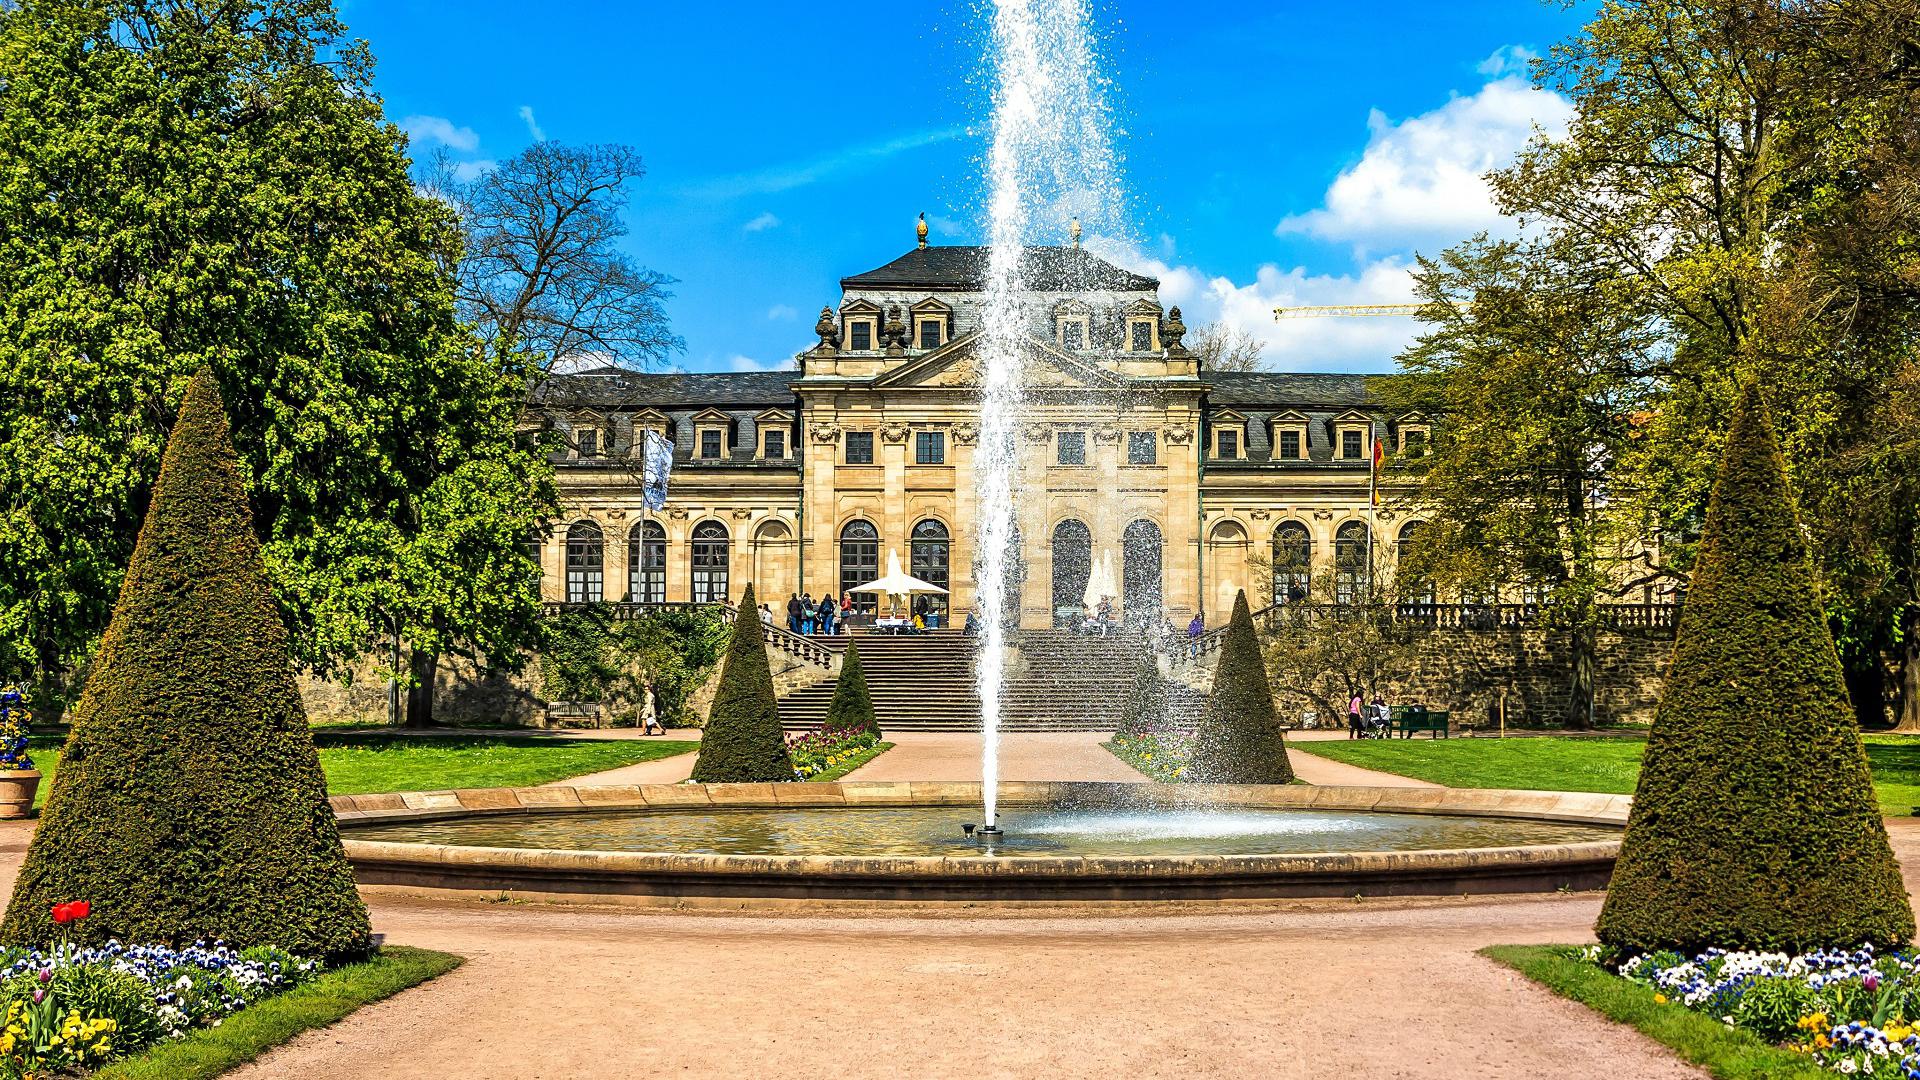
[0,770,41,820]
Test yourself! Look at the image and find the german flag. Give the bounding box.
[1370,431,1386,507]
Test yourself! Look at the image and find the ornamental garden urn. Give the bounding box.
[0,686,40,819]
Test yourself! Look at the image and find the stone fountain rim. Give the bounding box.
[332,782,1627,900]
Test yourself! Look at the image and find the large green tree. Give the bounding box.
[0,0,553,706]
[1385,236,1660,728]
[1596,385,1911,953]
[1410,0,1920,726]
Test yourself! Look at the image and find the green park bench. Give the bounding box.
[1392,706,1451,739]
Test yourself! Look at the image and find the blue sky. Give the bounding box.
[340,1,1588,374]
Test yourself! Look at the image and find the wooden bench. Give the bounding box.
[1394,707,1451,739]
[543,701,604,729]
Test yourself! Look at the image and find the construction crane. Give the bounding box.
[1272,303,1425,319]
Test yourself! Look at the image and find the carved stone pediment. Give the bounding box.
[1023,423,1054,443]
[731,508,754,520]
[668,507,691,520]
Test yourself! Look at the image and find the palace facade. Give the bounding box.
[526,228,1428,629]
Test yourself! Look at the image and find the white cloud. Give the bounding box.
[400,115,479,152]
[1276,73,1571,249]
[727,354,791,372]
[519,105,546,142]
[450,159,497,182]
[1477,45,1538,78]
[679,127,965,200]
[743,211,781,233]
[1089,237,1422,373]
[765,304,798,321]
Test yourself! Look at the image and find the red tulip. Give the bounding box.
[69,901,88,920]
[50,903,71,925]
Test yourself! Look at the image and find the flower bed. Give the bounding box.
[1105,732,1194,782]
[786,729,884,781]
[0,937,319,1077]
[1569,944,1920,1078]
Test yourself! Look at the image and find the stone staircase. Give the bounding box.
[776,629,1203,732]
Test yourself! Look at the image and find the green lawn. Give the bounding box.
[21,733,698,806]
[1295,733,1920,816]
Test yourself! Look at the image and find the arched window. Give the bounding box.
[839,520,879,615]
[910,520,950,618]
[690,520,730,604]
[1122,519,1164,626]
[1272,522,1312,604]
[1050,519,1092,626]
[565,521,604,604]
[1334,521,1372,606]
[1397,521,1434,607]
[629,521,666,604]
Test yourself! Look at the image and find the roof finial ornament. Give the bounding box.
[1069,216,1082,248]
[916,211,929,250]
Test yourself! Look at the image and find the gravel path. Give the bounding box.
[843,731,1144,783]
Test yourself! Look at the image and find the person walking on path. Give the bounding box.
[817,593,837,636]
[1348,692,1365,739]
[786,593,803,635]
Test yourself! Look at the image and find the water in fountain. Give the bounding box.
[975,0,1126,830]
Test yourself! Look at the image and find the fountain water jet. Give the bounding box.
[974,0,1125,830]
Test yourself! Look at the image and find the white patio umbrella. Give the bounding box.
[851,550,948,614]
[1081,549,1119,612]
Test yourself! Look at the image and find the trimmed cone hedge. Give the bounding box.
[690,583,795,783]
[823,640,879,738]
[1595,384,1913,954]
[1,370,372,960]
[1119,648,1166,738]
[1188,590,1294,784]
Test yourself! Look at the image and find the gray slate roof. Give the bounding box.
[841,245,1158,292]
[531,369,797,409]
[1205,371,1376,408]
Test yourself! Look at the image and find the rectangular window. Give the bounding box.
[1278,430,1302,460]
[1402,429,1427,457]
[700,429,723,460]
[1059,320,1086,350]
[1127,321,1154,352]
[1057,430,1087,466]
[845,431,874,465]
[763,429,786,459]
[916,319,942,349]
[1341,429,1363,459]
[848,321,872,351]
[576,429,598,458]
[1127,431,1156,465]
[915,430,946,465]
[1216,430,1239,460]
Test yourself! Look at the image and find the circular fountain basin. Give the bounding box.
[332,782,1628,905]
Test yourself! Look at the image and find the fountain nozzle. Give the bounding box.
[962,823,977,838]
[977,825,1004,838]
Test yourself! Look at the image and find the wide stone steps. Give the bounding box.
[776,629,1203,732]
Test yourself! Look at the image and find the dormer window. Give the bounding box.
[692,408,732,461]
[763,428,786,459]
[915,317,945,349]
[847,319,875,352]
[1396,416,1431,458]
[1269,414,1309,460]
[1332,413,1373,460]
[1126,317,1159,352]
[1210,409,1247,462]
[576,428,599,458]
[1057,316,1089,350]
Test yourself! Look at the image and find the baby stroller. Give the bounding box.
[1360,704,1392,739]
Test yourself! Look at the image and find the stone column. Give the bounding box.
[603,511,631,602]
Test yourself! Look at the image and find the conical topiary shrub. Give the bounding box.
[691,583,795,783]
[1596,384,1913,954]
[823,640,879,738]
[1119,648,1167,738]
[1187,590,1294,784]
[0,369,371,960]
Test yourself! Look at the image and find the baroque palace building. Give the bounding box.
[526,224,1430,630]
